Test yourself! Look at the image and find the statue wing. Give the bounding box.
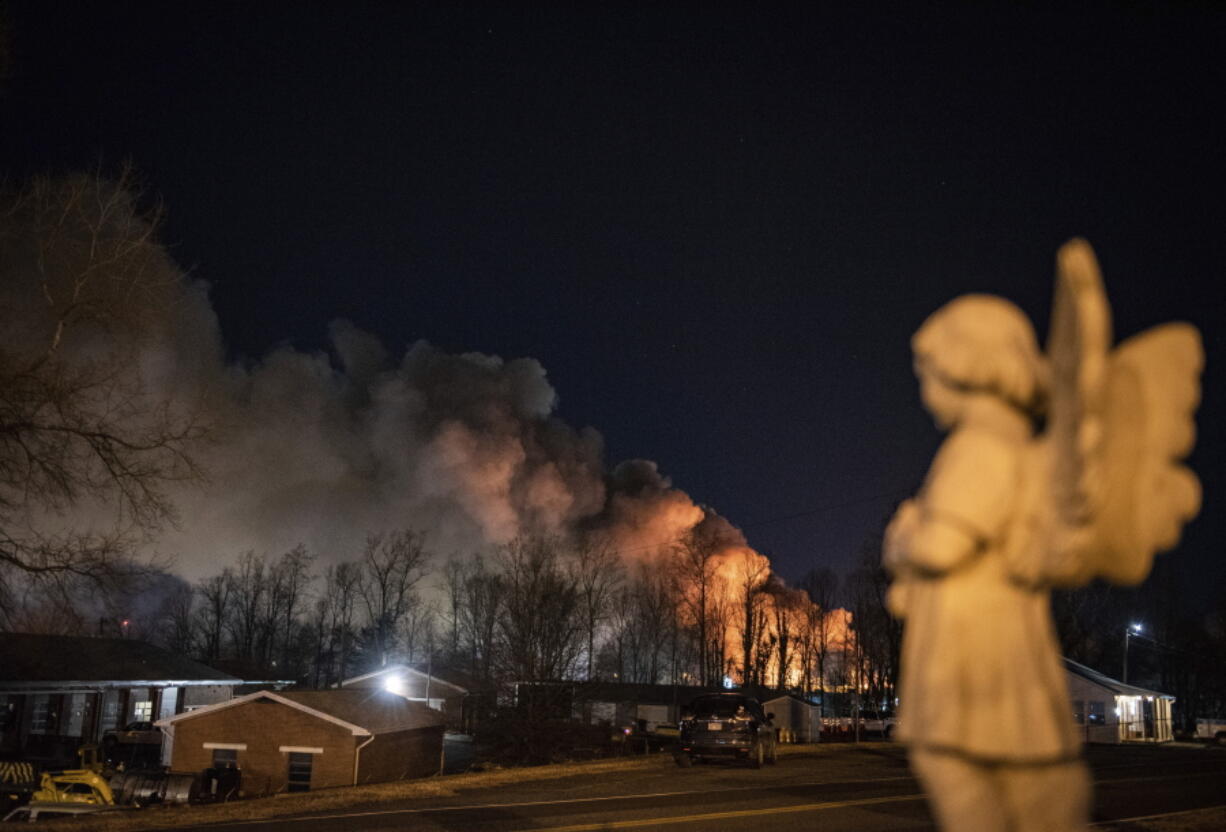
[1033,239,1202,586]
[1046,238,1113,530]
[1002,239,1111,587]
[1089,322,1202,583]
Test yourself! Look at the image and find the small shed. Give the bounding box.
[1064,658,1175,744]
[342,664,468,732]
[761,693,822,743]
[157,688,444,795]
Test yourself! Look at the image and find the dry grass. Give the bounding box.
[69,753,673,831]
[45,743,857,831]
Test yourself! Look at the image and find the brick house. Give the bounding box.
[0,633,245,764]
[156,688,444,795]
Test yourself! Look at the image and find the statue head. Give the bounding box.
[912,295,1046,426]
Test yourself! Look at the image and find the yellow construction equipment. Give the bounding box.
[31,769,115,805]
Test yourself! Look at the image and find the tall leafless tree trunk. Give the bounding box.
[572,539,623,680]
[358,529,431,667]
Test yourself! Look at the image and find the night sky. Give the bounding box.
[4,3,1223,599]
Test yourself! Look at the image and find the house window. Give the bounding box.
[212,748,238,768]
[99,691,121,733]
[287,752,313,792]
[1072,700,1085,725]
[30,695,57,735]
[128,687,152,722]
[1087,701,1106,725]
[0,696,17,732]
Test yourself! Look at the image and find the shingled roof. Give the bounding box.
[158,688,444,735]
[0,633,240,686]
[279,689,445,733]
[1063,657,1173,699]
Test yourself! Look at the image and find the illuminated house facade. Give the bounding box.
[1064,658,1174,744]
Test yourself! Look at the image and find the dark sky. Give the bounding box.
[4,3,1224,598]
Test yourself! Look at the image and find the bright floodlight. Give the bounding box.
[383,674,405,695]
[1130,622,1143,633]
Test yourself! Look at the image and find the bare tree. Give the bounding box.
[311,560,362,685]
[770,586,803,691]
[571,538,623,680]
[398,598,437,665]
[496,535,583,683]
[195,571,232,662]
[0,171,205,624]
[440,557,465,658]
[165,581,197,655]
[358,529,431,667]
[733,550,770,687]
[272,544,314,672]
[672,528,723,686]
[456,554,502,685]
[225,550,266,661]
[603,555,678,684]
[799,567,838,711]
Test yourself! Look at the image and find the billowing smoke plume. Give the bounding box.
[147,282,746,581]
[0,173,770,591]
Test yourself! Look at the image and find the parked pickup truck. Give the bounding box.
[1195,718,1226,742]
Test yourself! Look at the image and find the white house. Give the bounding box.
[1064,658,1174,744]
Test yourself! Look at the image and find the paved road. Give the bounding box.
[158,744,1226,831]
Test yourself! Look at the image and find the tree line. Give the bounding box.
[101,527,902,718]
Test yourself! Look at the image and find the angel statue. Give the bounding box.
[884,239,1202,832]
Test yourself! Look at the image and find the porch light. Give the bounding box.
[383,675,406,695]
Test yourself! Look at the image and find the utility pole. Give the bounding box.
[1123,622,1142,684]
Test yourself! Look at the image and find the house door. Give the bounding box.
[1142,698,1155,739]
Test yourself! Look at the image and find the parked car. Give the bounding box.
[675,693,777,768]
[102,721,162,747]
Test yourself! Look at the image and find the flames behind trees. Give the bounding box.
[0,172,893,708]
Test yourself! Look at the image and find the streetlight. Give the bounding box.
[1123,622,1143,684]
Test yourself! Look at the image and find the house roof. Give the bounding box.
[280,689,445,733]
[0,633,241,687]
[341,664,467,696]
[157,688,445,735]
[1063,658,1174,699]
[761,693,819,708]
